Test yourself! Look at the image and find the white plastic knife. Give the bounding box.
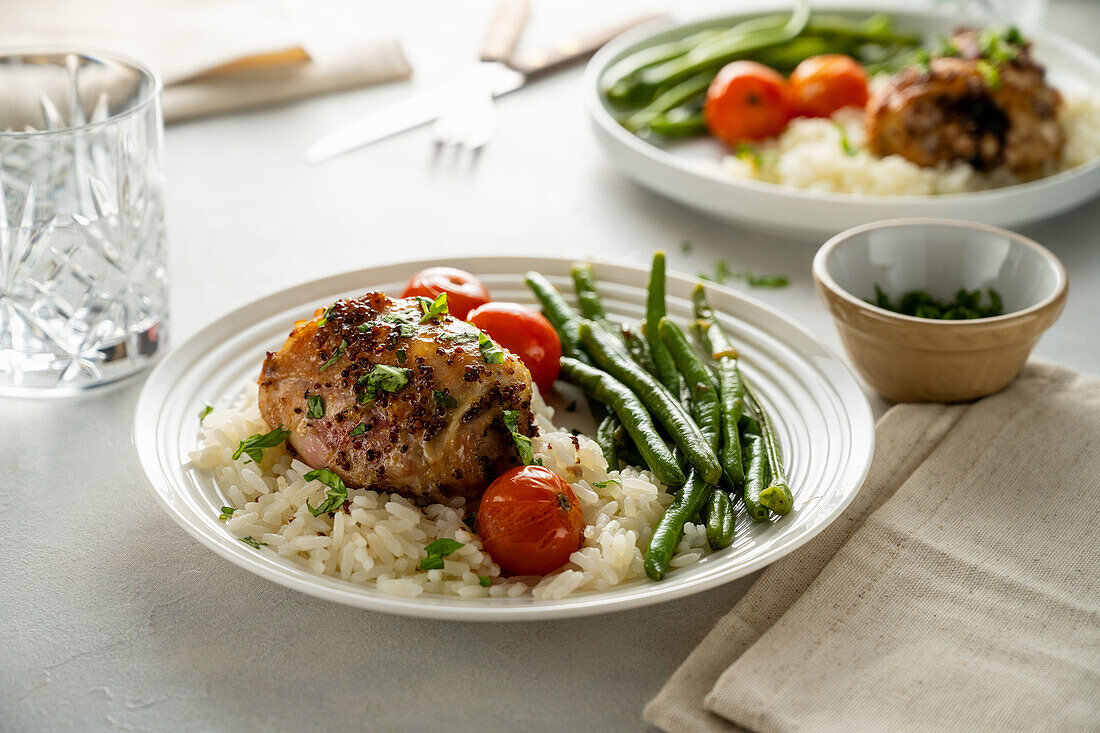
[305,7,661,163]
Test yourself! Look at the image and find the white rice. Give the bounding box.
[188,385,710,600]
[719,93,1100,195]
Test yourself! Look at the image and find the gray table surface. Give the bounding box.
[3,1,1098,731]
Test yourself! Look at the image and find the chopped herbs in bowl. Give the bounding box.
[871,286,1004,319]
[813,219,1067,402]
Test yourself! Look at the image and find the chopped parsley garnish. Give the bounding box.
[976,59,1002,90]
[912,48,931,73]
[218,506,235,521]
[417,292,449,323]
[931,34,960,58]
[319,339,346,371]
[396,348,406,364]
[478,332,504,364]
[350,423,367,437]
[594,479,622,488]
[978,27,1021,64]
[306,394,324,419]
[239,536,267,549]
[357,364,412,403]
[381,312,417,337]
[502,410,534,465]
[834,122,858,156]
[698,260,788,288]
[745,272,790,288]
[479,575,492,587]
[418,538,465,570]
[317,303,337,327]
[442,332,478,343]
[735,142,762,168]
[871,285,1004,320]
[304,468,348,515]
[357,321,376,333]
[232,426,290,463]
[199,402,214,423]
[433,390,458,409]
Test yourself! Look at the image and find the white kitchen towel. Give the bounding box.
[645,361,1100,732]
[5,0,412,122]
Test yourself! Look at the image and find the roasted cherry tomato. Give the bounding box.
[467,302,561,394]
[788,54,869,118]
[477,465,585,576]
[704,60,792,145]
[401,267,491,320]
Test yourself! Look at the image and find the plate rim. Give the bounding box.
[583,4,1100,206]
[134,255,875,620]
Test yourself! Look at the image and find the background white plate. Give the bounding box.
[134,256,874,620]
[585,5,1100,238]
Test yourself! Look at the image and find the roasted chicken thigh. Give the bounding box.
[258,292,535,504]
[865,29,1064,179]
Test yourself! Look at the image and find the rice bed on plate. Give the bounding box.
[719,94,1100,195]
[188,385,710,600]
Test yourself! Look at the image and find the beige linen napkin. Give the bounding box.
[646,362,1100,732]
[5,0,412,122]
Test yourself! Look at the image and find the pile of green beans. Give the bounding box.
[601,1,921,138]
[525,255,796,581]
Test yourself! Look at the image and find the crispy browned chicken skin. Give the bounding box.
[258,292,535,505]
[865,29,1064,179]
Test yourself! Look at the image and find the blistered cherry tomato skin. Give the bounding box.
[704,61,792,145]
[467,303,562,393]
[789,55,869,118]
[477,465,585,576]
[401,267,491,320]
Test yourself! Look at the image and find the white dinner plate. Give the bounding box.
[585,5,1100,238]
[134,256,874,620]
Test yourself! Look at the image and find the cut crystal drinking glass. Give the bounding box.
[0,50,168,396]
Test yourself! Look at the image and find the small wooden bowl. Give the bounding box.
[813,219,1068,403]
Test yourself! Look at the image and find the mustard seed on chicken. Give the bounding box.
[257,292,535,504]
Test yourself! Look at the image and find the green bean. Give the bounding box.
[612,425,644,468]
[603,28,725,107]
[595,414,620,471]
[659,315,733,548]
[613,423,645,468]
[739,412,761,437]
[624,73,712,132]
[747,35,840,73]
[658,317,721,451]
[802,14,920,46]
[569,262,619,337]
[741,432,772,522]
[559,358,684,487]
[692,285,746,488]
[744,379,794,516]
[645,469,710,579]
[579,321,722,485]
[525,271,587,362]
[621,323,657,377]
[704,487,736,549]
[642,108,707,138]
[630,1,809,105]
[643,252,681,393]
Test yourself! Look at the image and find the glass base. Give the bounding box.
[0,320,166,398]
